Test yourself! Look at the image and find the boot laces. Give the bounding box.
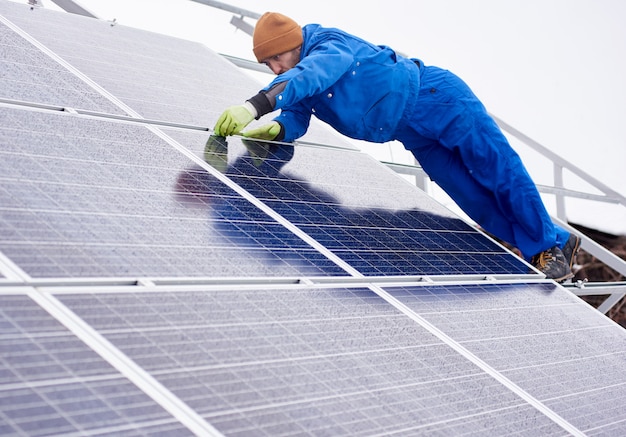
[533,250,554,269]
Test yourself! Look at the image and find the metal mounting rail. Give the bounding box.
[0,98,358,153]
[189,0,259,36]
[563,281,626,314]
[188,0,260,19]
[0,274,551,294]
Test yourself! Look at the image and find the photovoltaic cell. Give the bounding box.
[0,293,192,436]
[58,286,566,436]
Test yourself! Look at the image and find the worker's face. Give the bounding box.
[262,47,301,75]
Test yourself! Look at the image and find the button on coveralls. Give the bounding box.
[255,23,570,259]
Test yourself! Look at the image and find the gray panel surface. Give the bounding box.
[1,1,235,124]
[385,282,626,435]
[58,286,566,436]
[0,20,124,114]
[0,0,353,147]
[0,293,191,436]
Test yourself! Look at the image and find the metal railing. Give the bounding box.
[492,116,626,315]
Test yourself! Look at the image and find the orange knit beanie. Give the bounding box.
[253,12,303,62]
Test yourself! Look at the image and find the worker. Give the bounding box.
[213,11,581,281]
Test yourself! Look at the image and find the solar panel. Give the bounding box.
[0,1,353,147]
[0,293,194,436]
[0,281,612,436]
[52,284,566,436]
[1,0,530,279]
[0,107,348,278]
[383,282,626,433]
[1,1,625,435]
[0,105,528,278]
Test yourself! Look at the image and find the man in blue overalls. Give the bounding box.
[214,12,580,281]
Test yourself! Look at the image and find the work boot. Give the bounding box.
[530,246,573,282]
[561,233,581,270]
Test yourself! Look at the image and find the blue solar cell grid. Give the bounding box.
[173,131,532,277]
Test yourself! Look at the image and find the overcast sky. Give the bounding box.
[32,0,626,235]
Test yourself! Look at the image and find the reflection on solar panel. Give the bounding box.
[0,108,348,278]
[1,1,625,435]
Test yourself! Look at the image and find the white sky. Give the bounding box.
[29,0,626,235]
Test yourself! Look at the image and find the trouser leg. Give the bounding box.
[399,66,569,258]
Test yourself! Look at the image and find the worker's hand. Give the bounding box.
[242,121,281,141]
[213,105,254,136]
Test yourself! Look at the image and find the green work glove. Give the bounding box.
[213,105,254,136]
[242,121,281,141]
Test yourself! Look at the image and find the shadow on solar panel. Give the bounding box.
[173,136,528,277]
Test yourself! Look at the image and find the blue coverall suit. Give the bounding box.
[248,23,570,259]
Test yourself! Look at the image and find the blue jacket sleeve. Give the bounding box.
[273,103,311,143]
[266,31,356,108]
[246,24,418,143]
[251,28,358,141]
